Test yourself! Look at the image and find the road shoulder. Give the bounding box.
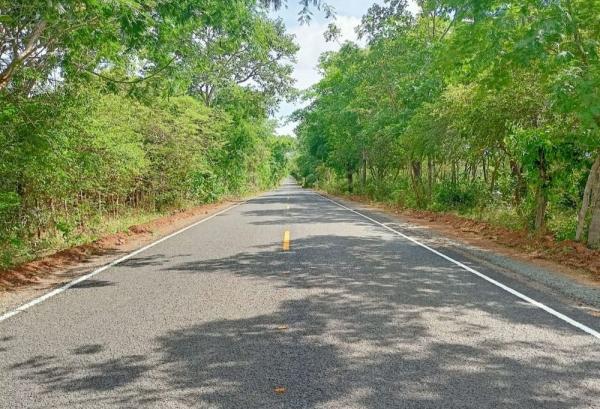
[0,199,243,315]
[320,191,600,316]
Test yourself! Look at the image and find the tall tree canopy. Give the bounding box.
[0,0,300,97]
[295,0,600,247]
[0,0,298,268]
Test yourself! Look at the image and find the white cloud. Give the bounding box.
[275,15,363,136]
[290,15,363,89]
[274,1,421,136]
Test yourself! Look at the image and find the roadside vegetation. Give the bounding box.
[0,1,298,268]
[294,0,600,248]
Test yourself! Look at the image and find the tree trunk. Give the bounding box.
[0,21,47,90]
[533,147,549,234]
[534,185,548,234]
[586,157,600,248]
[411,161,422,184]
[361,150,367,189]
[411,160,424,206]
[482,157,488,183]
[588,205,600,248]
[347,168,353,194]
[451,161,457,185]
[576,154,600,242]
[489,158,499,194]
[427,158,433,195]
[510,159,526,205]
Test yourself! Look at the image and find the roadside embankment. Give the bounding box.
[322,191,600,312]
[0,199,241,313]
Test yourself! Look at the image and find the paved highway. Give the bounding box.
[1,181,599,408]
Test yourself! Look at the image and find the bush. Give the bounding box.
[547,209,578,241]
[191,171,227,203]
[433,181,481,211]
[304,174,317,187]
[0,85,288,269]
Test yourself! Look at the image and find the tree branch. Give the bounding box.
[0,20,47,90]
[83,57,177,85]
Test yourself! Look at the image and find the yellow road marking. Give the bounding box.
[283,230,290,251]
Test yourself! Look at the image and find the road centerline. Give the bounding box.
[283,230,291,251]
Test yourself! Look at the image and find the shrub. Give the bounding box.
[433,181,481,211]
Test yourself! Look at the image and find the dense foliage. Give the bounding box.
[0,1,297,267]
[295,0,600,247]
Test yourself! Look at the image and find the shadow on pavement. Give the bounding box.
[69,279,115,289]
[243,192,367,226]
[8,233,600,408]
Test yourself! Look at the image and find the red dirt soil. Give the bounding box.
[341,194,600,285]
[0,201,235,293]
[2,192,598,310]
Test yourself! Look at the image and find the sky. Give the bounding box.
[271,0,419,136]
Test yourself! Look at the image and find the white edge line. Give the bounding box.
[315,191,600,341]
[0,201,244,323]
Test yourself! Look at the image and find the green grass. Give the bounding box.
[0,208,166,270]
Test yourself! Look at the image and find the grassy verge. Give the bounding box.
[1,193,251,271]
[2,209,165,271]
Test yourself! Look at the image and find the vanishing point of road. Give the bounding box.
[1,180,599,408]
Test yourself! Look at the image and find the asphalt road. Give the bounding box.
[1,181,599,408]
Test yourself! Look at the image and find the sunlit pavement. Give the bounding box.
[1,181,599,408]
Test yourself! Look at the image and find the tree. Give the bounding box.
[185,15,298,106]
[259,0,335,24]
[296,0,600,247]
[0,0,301,267]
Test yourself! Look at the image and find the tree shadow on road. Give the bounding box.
[6,234,600,408]
[159,233,600,408]
[243,192,365,226]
